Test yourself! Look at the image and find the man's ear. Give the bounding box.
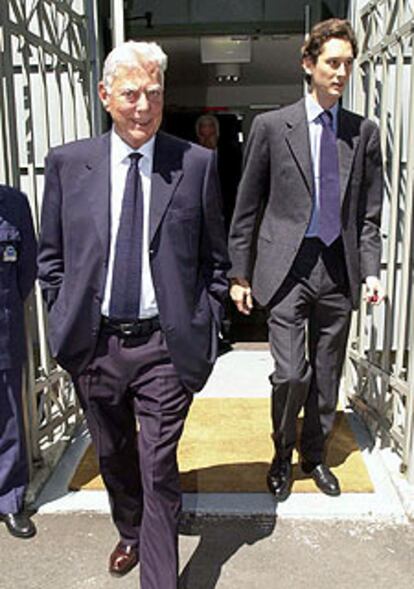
[98,81,110,111]
[302,56,314,78]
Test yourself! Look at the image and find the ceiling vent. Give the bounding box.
[200,36,251,63]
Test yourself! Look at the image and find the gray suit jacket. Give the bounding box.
[38,131,229,391]
[228,98,383,309]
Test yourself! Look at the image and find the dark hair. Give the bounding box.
[302,18,358,84]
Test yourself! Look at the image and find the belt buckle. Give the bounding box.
[119,322,135,336]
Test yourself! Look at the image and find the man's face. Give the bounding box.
[303,37,354,107]
[98,61,163,149]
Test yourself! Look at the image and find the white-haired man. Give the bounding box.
[38,41,229,588]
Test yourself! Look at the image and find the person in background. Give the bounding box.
[0,184,37,538]
[228,18,384,501]
[196,113,220,150]
[38,41,229,588]
[195,113,234,347]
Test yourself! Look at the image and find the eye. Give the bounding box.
[147,88,162,101]
[328,58,339,68]
[121,89,136,102]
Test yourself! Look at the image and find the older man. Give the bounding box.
[0,184,37,538]
[229,19,384,501]
[38,42,229,588]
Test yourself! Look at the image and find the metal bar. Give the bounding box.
[348,349,409,397]
[1,16,21,187]
[111,0,125,47]
[401,36,414,481]
[345,0,414,481]
[33,0,86,26]
[0,3,11,184]
[20,35,45,462]
[359,19,414,63]
[5,19,86,68]
[395,44,414,381]
[360,0,386,20]
[1,0,95,487]
[85,0,101,135]
[381,39,403,370]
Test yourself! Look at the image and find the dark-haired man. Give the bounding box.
[229,19,384,500]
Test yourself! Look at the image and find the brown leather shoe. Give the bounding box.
[108,541,139,577]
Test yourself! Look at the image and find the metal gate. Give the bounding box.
[0,0,100,491]
[345,0,414,483]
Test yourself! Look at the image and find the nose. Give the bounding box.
[135,91,150,111]
[337,63,347,77]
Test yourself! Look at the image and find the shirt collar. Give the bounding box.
[111,128,156,166]
[305,93,339,125]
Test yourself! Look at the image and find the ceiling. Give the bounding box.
[152,34,305,88]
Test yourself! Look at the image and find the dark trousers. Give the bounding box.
[267,238,352,464]
[74,328,192,589]
[0,368,29,514]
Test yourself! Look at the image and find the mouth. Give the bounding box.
[132,119,152,128]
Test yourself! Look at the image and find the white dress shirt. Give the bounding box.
[101,129,158,319]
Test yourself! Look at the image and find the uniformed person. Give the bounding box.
[0,184,37,538]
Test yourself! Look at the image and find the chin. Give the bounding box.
[129,133,150,147]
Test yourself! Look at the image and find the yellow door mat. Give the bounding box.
[69,398,373,493]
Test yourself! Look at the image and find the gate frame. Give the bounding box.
[345,0,414,484]
[0,0,101,493]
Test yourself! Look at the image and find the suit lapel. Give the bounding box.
[83,133,111,254]
[337,109,359,204]
[285,102,360,205]
[285,99,314,196]
[149,132,183,243]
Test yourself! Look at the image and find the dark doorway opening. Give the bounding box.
[163,109,268,343]
[163,109,242,233]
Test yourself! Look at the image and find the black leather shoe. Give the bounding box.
[0,512,37,539]
[109,542,139,577]
[266,458,292,502]
[302,462,341,496]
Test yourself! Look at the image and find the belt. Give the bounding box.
[101,315,161,338]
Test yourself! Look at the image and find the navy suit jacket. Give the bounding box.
[38,131,230,391]
[0,185,37,370]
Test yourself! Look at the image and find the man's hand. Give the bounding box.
[230,278,254,315]
[365,275,385,305]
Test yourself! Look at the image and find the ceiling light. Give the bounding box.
[215,63,241,83]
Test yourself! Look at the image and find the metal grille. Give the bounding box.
[345,0,414,483]
[0,0,100,487]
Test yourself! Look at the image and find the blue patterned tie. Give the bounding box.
[318,110,341,246]
[109,152,143,320]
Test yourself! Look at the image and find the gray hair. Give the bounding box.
[102,40,168,91]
